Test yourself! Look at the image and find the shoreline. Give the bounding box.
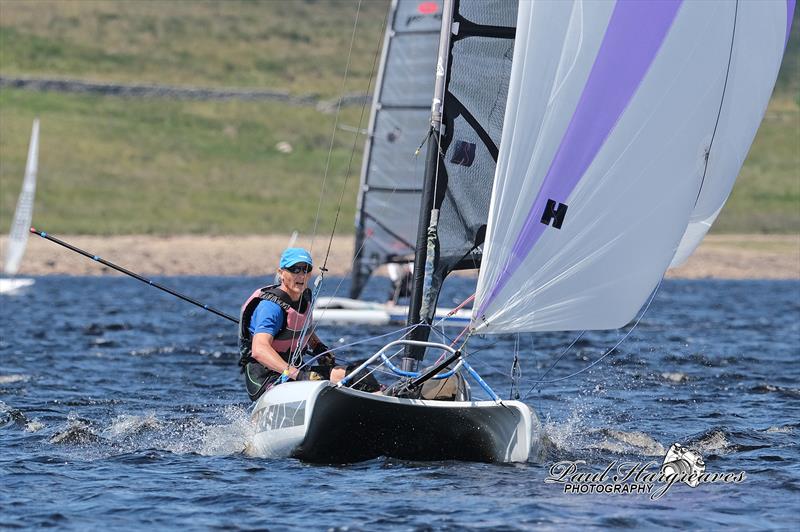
[4,233,798,279]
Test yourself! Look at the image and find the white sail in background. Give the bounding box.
[472,0,791,334]
[4,118,39,276]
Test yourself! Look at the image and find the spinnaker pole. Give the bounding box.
[29,228,239,324]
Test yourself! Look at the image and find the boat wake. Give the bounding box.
[44,407,255,457]
[686,428,733,455]
[0,374,31,385]
[541,412,667,460]
[750,384,800,399]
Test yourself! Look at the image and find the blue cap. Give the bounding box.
[279,247,313,269]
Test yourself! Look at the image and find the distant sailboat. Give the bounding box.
[314,0,471,326]
[0,119,39,295]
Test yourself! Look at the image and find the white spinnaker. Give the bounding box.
[4,119,39,276]
[669,2,789,267]
[472,0,783,334]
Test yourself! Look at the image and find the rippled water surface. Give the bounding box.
[1,276,798,529]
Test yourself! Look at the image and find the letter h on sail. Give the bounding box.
[540,199,568,229]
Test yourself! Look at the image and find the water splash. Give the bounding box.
[588,429,666,456]
[765,425,794,434]
[0,374,30,385]
[47,406,254,458]
[750,384,800,399]
[660,372,688,383]
[688,429,732,455]
[50,413,101,445]
[540,403,666,459]
[101,413,163,439]
[192,405,254,456]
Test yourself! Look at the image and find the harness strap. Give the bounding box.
[258,291,293,314]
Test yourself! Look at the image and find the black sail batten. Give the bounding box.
[378,104,433,111]
[363,186,424,194]
[362,211,417,253]
[404,0,518,366]
[452,18,516,41]
[442,96,500,162]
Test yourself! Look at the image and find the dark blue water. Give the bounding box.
[1,276,798,529]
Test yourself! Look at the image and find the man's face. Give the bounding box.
[279,262,312,300]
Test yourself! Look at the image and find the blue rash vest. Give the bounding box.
[249,299,283,337]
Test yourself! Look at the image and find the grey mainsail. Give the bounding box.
[350,0,442,298]
[351,0,517,306]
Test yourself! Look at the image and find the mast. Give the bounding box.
[401,0,454,372]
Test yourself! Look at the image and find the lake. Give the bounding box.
[1,276,798,529]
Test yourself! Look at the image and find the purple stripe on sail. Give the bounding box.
[477,0,683,320]
[787,0,796,50]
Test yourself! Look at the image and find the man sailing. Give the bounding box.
[238,248,345,401]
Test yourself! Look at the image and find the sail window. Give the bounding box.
[450,140,476,166]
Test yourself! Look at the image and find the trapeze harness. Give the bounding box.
[239,285,313,401]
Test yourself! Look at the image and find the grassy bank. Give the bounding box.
[0,0,798,235]
[0,0,388,96]
[0,88,368,235]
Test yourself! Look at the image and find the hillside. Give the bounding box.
[0,0,798,235]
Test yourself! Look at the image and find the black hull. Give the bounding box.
[292,386,528,463]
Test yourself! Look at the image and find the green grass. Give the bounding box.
[0,0,798,235]
[0,89,369,235]
[714,99,800,233]
[0,0,388,96]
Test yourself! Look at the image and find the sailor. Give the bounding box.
[239,247,345,401]
[386,261,413,305]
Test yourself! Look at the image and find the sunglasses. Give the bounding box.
[284,263,312,274]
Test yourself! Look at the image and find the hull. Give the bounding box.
[249,380,537,463]
[314,297,471,327]
[0,278,34,295]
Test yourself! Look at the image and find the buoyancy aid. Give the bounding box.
[238,284,314,368]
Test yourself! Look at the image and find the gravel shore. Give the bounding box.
[5,233,798,279]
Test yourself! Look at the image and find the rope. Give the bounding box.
[319,10,386,272]
[525,330,587,390]
[313,132,426,321]
[289,275,327,368]
[280,1,368,371]
[295,323,421,371]
[291,0,388,334]
[522,279,663,397]
[310,0,364,253]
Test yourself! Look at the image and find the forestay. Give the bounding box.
[472,0,792,334]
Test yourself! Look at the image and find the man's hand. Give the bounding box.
[311,341,335,366]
